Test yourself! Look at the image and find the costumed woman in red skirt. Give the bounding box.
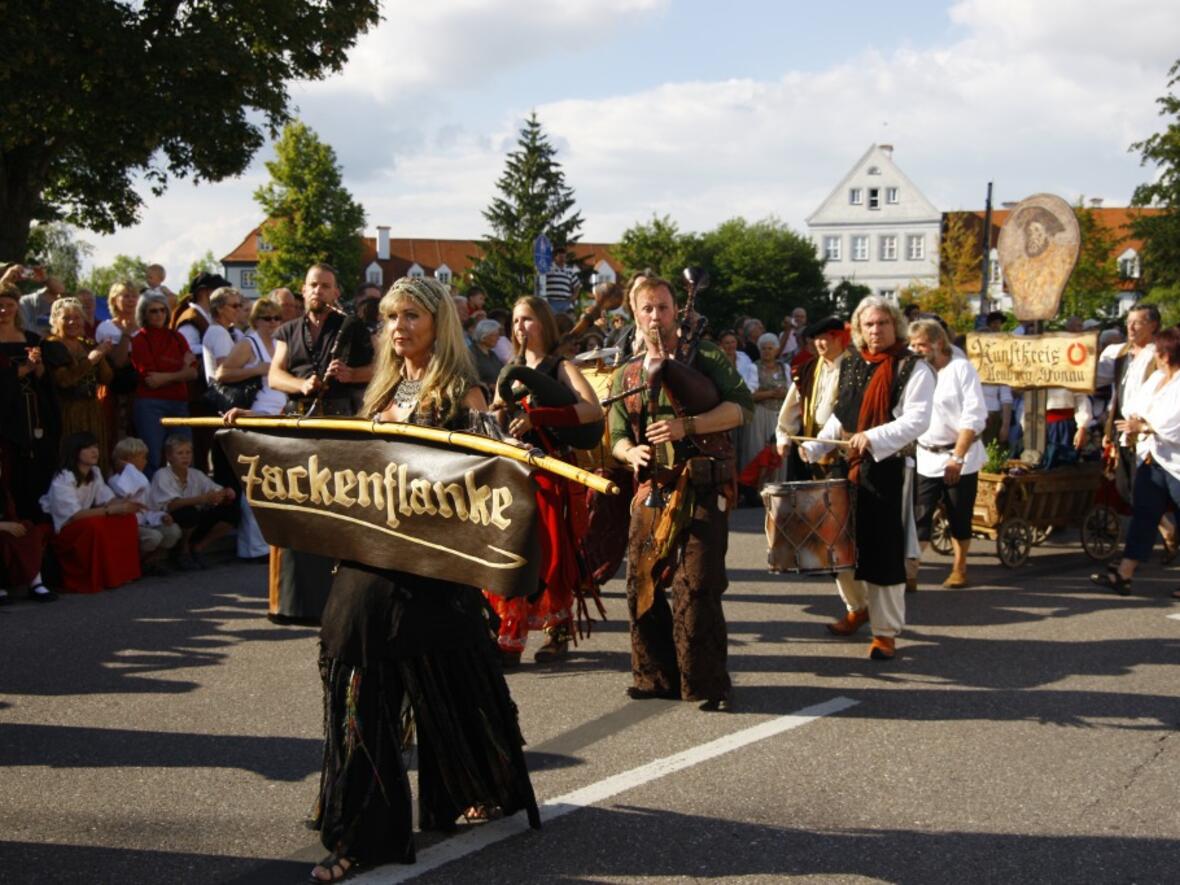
[488,295,604,666]
[39,431,141,593]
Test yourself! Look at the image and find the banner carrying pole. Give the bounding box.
[162,417,619,495]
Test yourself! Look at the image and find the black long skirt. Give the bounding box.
[311,563,540,866]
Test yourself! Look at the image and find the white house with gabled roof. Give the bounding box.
[807,144,941,301]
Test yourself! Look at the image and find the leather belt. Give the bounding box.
[647,456,735,488]
[918,441,956,454]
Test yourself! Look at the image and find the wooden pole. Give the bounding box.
[161,416,620,495]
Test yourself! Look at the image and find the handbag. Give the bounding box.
[203,335,265,413]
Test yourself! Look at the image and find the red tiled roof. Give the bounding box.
[946,205,1163,293]
[221,226,623,280]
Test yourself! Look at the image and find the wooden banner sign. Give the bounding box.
[965,331,1098,393]
[216,428,543,598]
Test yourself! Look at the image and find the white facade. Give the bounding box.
[807,144,941,300]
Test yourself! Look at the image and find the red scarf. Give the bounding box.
[849,342,907,482]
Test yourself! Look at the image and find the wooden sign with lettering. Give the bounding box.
[965,331,1098,393]
[217,428,542,598]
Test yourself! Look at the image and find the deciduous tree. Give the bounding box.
[253,122,366,294]
[0,0,378,260]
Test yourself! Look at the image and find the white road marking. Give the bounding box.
[355,696,859,884]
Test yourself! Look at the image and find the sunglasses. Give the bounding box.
[258,315,281,322]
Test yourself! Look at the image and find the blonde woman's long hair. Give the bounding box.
[361,277,477,421]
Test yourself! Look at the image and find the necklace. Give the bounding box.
[393,377,423,408]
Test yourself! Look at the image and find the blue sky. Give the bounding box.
[88,0,1180,277]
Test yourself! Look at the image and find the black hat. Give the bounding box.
[803,316,844,338]
[190,271,231,294]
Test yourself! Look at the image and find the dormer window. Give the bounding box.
[1118,249,1141,279]
[849,188,863,205]
[407,262,424,279]
[365,262,382,286]
[868,166,881,175]
[435,263,452,285]
[868,188,880,210]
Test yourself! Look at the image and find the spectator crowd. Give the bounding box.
[2,256,1178,607]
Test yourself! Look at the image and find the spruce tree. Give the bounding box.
[473,113,583,304]
[253,121,366,294]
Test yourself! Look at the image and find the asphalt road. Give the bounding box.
[1,508,1178,884]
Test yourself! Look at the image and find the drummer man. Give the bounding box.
[775,316,849,479]
[802,296,933,660]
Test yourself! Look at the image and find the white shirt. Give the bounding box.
[95,318,130,347]
[916,356,988,477]
[981,383,1013,413]
[243,329,287,415]
[202,323,240,380]
[149,465,222,511]
[108,463,169,526]
[1129,369,1180,481]
[177,303,212,355]
[775,351,846,444]
[40,468,116,533]
[734,351,759,392]
[805,358,935,463]
[1046,387,1093,425]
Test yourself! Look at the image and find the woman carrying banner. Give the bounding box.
[306,277,539,881]
[489,295,603,666]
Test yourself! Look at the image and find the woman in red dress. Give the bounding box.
[39,431,141,594]
[488,295,604,666]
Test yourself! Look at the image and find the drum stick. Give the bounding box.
[786,435,853,447]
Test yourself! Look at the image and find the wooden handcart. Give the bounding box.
[931,461,1121,568]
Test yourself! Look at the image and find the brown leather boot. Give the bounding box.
[869,636,896,660]
[827,608,869,636]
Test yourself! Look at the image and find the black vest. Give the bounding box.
[833,349,920,433]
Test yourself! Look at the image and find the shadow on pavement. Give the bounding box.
[0,722,320,780]
[0,587,314,698]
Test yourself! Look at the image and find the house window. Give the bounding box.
[407,263,424,279]
[436,269,451,285]
[256,235,273,253]
[989,258,1001,282]
[1119,252,1141,279]
[852,236,869,261]
[365,264,382,285]
[849,188,863,205]
[878,288,893,299]
[240,269,256,290]
[867,166,881,175]
[880,235,897,261]
[907,235,925,260]
[886,187,899,204]
[868,188,880,210]
[824,236,842,261]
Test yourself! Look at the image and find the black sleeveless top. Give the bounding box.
[833,349,921,434]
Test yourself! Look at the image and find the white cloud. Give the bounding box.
[307,0,669,100]
[85,0,1180,280]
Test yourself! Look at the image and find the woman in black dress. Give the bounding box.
[308,276,539,882]
[0,279,60,519]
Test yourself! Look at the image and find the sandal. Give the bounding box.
[310,853,358,883]
[29,582,57,603]
[1163,534,1179,564]
[463,804,503,822]
[533,638,569,664]
[1090,570,1131,596]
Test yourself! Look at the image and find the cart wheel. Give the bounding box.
[930,506,953,556]
[996,517,1032,568]
[1081,505,1121,562]
[1031,526,1051,546]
